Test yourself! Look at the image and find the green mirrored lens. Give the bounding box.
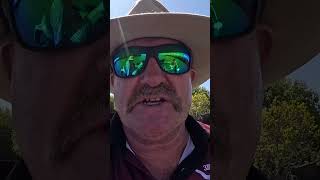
[11,0,106,48]
[114,53,147,78]
[158,52,190,74]
[211,0,251,39]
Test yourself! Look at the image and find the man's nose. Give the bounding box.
[139,57,167,87]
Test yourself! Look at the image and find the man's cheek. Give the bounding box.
[114,95,126,112]
[113,96,120,112]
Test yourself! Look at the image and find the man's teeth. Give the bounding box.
[143,98,163,105]
[144,101,161,105]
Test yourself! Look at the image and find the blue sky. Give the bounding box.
[110,0,211,91]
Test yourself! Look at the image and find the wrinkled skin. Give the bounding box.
[212,25,272,180]
[0,34,110,180]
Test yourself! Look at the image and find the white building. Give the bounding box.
[288,54,320,94]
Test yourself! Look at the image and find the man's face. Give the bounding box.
[212,27,270,178]
[111,38,196,139]
[2,35,109,180]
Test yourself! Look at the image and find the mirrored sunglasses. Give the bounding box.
[111,43,192,78]
[3,0,107,49]
[211,0,260,40]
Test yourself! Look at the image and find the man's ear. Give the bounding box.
[256,24,273,67]
[0,37,14,101]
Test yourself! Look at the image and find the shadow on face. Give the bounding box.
[1,35,110,180]
[212,27,271,179]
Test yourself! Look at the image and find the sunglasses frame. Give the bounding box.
[111,41,192,79]
[1,0,108,51]
[212,0,263,41]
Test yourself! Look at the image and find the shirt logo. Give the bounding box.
[203,164,210,171]
[195,169,210,180]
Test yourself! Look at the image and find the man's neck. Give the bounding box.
[123,123,189,180]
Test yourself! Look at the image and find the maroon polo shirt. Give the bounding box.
[111,113,211,180]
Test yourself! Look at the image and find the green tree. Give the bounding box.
[190,87,210,120]
[254,79,320,179]
[263,79,320,123]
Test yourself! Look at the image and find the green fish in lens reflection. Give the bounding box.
[160,52,188,73]
[34,0,104,47]
[211,0,250,38]
[211,0,223,37]
[34,0,63,46]
[70,0,104,43]
[50,0,63,45]
[117,55,145,77]
[125,56,132,77]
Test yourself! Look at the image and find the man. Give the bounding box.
[0,0,109,179]
[212,0,320,179]
[110,0,210,180]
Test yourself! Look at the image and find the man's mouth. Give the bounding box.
[127,83,183,113]
[142,97,166,106]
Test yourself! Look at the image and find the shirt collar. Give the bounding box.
[125,132,195,164]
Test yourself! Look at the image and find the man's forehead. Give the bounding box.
[120,37,181,48]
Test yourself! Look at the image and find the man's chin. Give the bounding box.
[127,112,182,135]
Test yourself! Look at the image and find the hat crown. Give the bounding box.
[128,0,169,15]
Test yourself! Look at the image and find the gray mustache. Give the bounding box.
[127,83,182,113]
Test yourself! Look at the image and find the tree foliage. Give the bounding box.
[264,79,320,124]
[254,79,320,179]
[190,87,210,120]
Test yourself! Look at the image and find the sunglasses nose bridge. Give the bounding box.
[144,57,165,76]
[139,57,167,86]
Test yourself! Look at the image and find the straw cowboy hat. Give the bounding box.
[110,0,210,90]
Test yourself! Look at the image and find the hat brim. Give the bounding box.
[261,0,320,85]
[110,13,210,90]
